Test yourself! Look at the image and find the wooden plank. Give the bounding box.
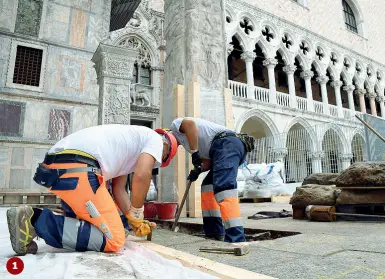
[239,198,271,203]
[126,236,276,279]
[188,82,202,218]
[173,84,187,218]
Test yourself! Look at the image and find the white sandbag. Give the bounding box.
[237,181,245,197]
[257,162,284,188]
[243,180,265,198]
[146,180,157,201]
[237,169,246,181]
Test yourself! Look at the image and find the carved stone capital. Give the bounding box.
[355,89,367,96]
[343,85,355,93]
[368,91,377,100]
[378,96,385,103]
[158,44,166,51]
[316,75,329,85]
[283,65,297,74]
[241,51,256,62]
[312,151,325,160]
[274,148,287,159]
[263,58,278,68]
[330,80,343,89]
[92,44,138,83]
[227,44,234,55]
[300,70,314,80]
[339,153,353,162]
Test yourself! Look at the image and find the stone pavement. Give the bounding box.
[151,202,385,279]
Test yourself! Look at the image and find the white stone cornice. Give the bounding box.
[283,65,297,74]
[300,70,314,80]
[241,51,256,62]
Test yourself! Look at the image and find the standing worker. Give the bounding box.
[168,117,254,243]
[6,125,177,255]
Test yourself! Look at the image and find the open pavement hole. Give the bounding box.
[150,219,301,242]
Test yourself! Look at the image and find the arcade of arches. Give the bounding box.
[228,36,383,117]
[239,114,366,183]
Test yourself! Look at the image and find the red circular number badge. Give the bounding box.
[6,257,24,275]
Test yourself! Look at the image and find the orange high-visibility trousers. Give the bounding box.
[33,162,125,252]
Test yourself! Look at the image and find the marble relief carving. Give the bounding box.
[14,0,43,37]
[104,85,131,124]
[59,57,85,91]
[48,109,71,141]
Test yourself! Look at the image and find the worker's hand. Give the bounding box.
[125,206,156,237]
[187,168,201,182]
[191,151,202,169]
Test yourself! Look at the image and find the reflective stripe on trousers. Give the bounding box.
[201,135,246,243]
[33,161,126,252]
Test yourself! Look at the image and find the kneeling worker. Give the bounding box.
[169,117,254,243]
[7,125,177,255]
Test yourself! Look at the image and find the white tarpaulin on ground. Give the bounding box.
[237,162,290,198]
[0,208,217,279]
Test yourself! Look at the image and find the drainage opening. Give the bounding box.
[150,219,301,241]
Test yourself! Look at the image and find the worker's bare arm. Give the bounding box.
[111,175,130,215]
[179,118,199,151]
[131,152,156,208]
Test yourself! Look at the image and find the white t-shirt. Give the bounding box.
[170,117,233,159]
[49,124,163,181]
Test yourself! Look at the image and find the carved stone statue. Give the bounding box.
[130,83,151,107]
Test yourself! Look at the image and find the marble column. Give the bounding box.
[300,70,314,112]
[92,43,138,125]
[379,96,385,118]
[163,0,228,206]
[368,91,377,116]
[316,75,330,115]
[283,65,297,109]
[339,154,353,170]
[331,80,343,118]
[263,58,278,104]
[343,85,355,111]
[151,65,165,107]
[356,89,367,113]
[311,151,324,174]
[241,51,256,99]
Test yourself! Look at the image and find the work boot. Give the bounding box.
[7,206,38,255]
